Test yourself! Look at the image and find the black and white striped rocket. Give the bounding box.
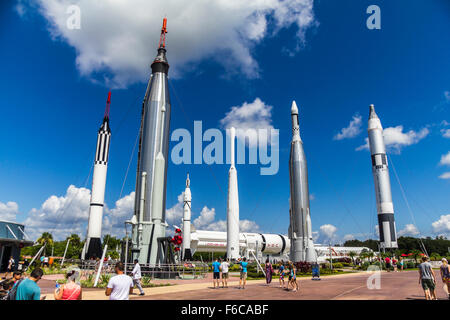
[83,92,112,260]
[367,104,398,249]
[288,101,317,263]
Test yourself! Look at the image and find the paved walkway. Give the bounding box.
[36,270,449,300]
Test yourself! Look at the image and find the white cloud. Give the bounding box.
[441,129,450,138]
[103,191,135,238]
[21,185,136,240]
[431,215,450,236]
[343,234,355,241]
[193,206,216,229]
[219,98,276,148]
[333,114,362,140]
[165,192,185,227]
[309,194,315,201]
[23,185,91,240]
[356,126,429,153]
[0,201,20,222]
[445,91,450,101]
[15,1,27,17]
[312,231,319,242]
[439,151,450,166]
[398,224,420,237]
[438,172,450,180]
[29,0,317,87]
[315,224,338,244]
[193,205,259,232]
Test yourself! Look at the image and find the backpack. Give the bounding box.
[7,279,24,300]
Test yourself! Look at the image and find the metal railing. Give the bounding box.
[77,260,209,280]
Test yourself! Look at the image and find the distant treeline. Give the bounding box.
[20,233,123,259]
[343,236,450,256]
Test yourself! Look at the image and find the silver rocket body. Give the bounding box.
[367,105,398,249]
[131,47,171,265]
[83,93,112,260]
[288,101,317,263]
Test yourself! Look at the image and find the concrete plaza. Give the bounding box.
[34,270,449,300]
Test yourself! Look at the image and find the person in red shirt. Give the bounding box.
[385,257,391,272]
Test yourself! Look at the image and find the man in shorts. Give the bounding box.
[212,258,221,289]
[220,258,229,288]
[418,256,437,300]
[238,257,248,289]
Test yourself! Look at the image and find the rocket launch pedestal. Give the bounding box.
[83,92,112,260]
[367,105,398,250]
[129,19,171,265]
[288,101,317,263]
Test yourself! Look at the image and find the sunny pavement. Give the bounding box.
[37,270,449,300]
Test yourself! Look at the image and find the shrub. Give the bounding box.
[229,264,241,272]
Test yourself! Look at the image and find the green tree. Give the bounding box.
[65,234,83,258]
[37,232,54,255]
[348,251,357,265]
[367,251,374,263]
[411,249,422,264]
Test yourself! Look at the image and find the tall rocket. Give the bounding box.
[288,101,317,263]
[84,92,112,260]
[132,18,171,264]
[182,174,192,260]
[227,127,240,260]
[367,104,398,249]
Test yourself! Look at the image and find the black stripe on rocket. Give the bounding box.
[378,213,397,242]
[371,153,387,169]
[95,121,111,165]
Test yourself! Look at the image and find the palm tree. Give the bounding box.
[411,249,422,265]
[348,251,357,266]
[359,251,368,262]
[65,234,83,259]
[66,234,81,247]
[37,232,54,255]
[367,251,375,263]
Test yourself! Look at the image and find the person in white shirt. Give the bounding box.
[105,262,133,300]
[6,256,15,278]
[131,259,145,296]
[220,258,230,288]
[43,256,49,267]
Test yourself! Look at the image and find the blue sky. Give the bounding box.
[0,0,449,242]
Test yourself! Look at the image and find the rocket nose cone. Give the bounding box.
[291,101,299,114]
[369,104,378,119]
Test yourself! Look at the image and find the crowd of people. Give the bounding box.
[0,259,145,301]
[210,258,300,292]
[1,254,448,300]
